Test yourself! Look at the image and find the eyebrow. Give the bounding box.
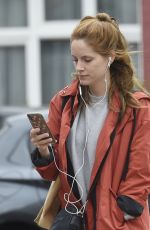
[71,55,93,59]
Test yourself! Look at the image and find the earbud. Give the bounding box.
[107,57,112,68]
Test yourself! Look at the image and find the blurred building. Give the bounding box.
[142,0,150,89]
[0,0,144,107]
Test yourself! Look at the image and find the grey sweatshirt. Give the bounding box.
[67,94,108,204]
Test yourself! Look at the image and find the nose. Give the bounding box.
[76,62,85,72]
[76,65,84,73]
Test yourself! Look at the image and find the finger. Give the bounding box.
[30,128,40,137]
[35,133,50,141]
[35,137,52,146]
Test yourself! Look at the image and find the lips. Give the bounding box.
[79,75,88,78]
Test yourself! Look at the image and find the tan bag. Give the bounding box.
[34,175,61,230]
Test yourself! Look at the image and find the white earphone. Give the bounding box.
[79,85,82,96]
[108,56,112,68]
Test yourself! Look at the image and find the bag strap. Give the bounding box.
[61,95,70,112]
[61,95,75,127]
[61,95,75,112]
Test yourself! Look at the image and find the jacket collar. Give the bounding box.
[59,79,79,97]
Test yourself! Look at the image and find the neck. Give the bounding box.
[89,73,110,96]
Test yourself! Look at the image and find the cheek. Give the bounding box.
[95,62,106,73]
[90,64,100,75]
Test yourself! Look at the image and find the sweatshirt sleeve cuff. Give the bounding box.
[30,146,54,167]
[117,195,144,217]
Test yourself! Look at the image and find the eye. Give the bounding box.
[72,58,78,64]
[84,58,92,63]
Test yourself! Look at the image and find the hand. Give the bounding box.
[30,128,54,158]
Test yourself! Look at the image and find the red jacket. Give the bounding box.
[37,80,150,230]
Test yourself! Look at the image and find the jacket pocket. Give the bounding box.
[109,188,149,230]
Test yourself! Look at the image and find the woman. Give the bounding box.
[30,12,150,230]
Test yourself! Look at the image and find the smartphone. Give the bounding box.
[27,113,56,145]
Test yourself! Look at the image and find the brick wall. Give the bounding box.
[142,0,150,89]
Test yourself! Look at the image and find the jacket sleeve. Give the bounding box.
[117,102,150,217]
[31,146,54,167]
[35,94,63,181]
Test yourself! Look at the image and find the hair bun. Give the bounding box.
[96,12,119,29]
[96,12,112,22]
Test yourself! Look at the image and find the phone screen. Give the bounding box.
[27,113,56,144]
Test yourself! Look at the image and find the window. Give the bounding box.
[45,0,81,20]
[0,46,26,105]
[41,40,74,104]
[97,0,140,23]
[0,0,142,107]
[0,0,27,27]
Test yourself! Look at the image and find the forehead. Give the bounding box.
[71,39,97,56]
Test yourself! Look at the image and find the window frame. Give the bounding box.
[0,0,142,107]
